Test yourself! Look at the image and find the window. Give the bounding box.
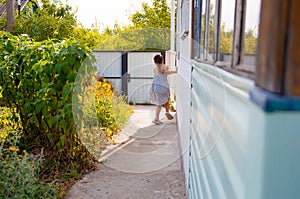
[192,0,262,79]
[207,0,216,61]
[219,0,235,62]
[243,0,261,65]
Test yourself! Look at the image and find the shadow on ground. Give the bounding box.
[65,105,186,199]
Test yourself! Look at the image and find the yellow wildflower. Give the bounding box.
[9,147,19,152]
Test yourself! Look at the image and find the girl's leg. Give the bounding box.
[164,101,170,113]
[164,100,174,120]
[155,105,163,121]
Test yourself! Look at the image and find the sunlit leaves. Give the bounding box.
[96,0,171,51]
[130,0,171,28]
[12,0,76,41]
[0,31,96,176]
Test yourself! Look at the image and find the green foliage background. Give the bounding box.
[0,0,102,48]
[12,0,76,41]
[96,0,171,51]
[0,32,96,178]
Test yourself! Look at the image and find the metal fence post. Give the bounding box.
[6,0,14,32]
[121,52,129,98]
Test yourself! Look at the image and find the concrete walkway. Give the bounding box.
[65,105,187,199]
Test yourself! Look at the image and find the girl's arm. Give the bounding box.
[165,65,178,75]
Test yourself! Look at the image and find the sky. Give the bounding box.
[66,0,260,34]
[67,0,153,29]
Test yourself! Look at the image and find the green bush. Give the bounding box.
[0,31,96,179]
[0,136,58,198]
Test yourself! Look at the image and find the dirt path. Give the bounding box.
[65,105,187,199]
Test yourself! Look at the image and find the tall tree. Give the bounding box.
[12,0,76,41]
[130,0,171,28]
[97,0,171,51]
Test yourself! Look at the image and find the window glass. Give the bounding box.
[208,0,216,60]
[219,0,235,62]
[243,0,261,65]
[200,0,206,59]
[200,0,216,62]
[192,0,202,59]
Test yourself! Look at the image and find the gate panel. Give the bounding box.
[93,51,166,104]
[127,52,161,104]
[93,51,123,93]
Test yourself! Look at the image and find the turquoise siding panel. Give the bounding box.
[187,61,300,199]
[246,108,300,199]
[189,63,253,199]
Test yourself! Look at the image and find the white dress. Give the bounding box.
[149,73,169,105]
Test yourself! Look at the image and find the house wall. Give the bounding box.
[246,105,300,199]
[182,60,300,199]
[177,1,300,198]
[189,61,254,199]
[176,0,192,189]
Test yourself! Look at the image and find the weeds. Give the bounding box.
[0,136,59,198]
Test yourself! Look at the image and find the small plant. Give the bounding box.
[92,80,132,141]
[75,79,132,155]
[111,94,133,130]
[0,136,58,198]
[94,80,133,140]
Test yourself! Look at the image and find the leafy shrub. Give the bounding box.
[0,136,58,198]
[0,31,96,180]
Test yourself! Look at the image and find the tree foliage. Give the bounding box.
[12,0,76,41]
[96,0,171,51]
[244,27,258,54]
[0,0,101,48]
[73,26,101,48]
[97,27,170,51]
[130,0,171,28]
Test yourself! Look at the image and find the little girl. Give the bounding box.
[149,54,177,125]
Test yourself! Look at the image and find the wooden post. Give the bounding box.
[256,0,300,97]
[232,0,246,67]
[6,0,14,32]
[285,0,300,97]
[256,0,289,95]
